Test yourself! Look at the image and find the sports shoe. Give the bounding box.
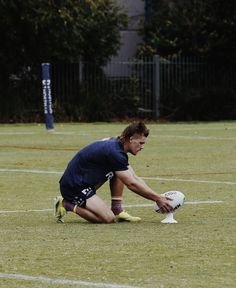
[115,211,141,222]
[54,196,67,223]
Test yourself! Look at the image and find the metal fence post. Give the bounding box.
[153,55,160,118]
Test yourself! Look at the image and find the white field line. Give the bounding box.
[151,135,236,140]
[0,168,235,186]
[0,168,62,174]
[0,130,112,136]
[0,209,53,214]
[0,273,141,288]
[142,176,236,185]
[152,126,236,131]
[0,201,224,214]
[54,131,112,135]
[0,132,36,135]
[124,201,223,207]
[1,128,236,139]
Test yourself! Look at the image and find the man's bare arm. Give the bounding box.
[115,168,173,213]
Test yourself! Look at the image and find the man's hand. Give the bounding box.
[156,195,173,213]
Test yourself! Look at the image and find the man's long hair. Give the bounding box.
[119,122,149,143]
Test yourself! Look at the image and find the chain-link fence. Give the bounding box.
[1,56,235,122]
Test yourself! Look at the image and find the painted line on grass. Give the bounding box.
[0,273,141,288]
[124,200,223,207]
[1,132,235,140]
[0,130,112,136]
[0,132,36,135]
[142,176,236,185]
[0,201,224,214]
[0,168,62,175]
[0,168,235,186]
[153,126,236,131]
[0,209,53,214]
[151,135,236,141]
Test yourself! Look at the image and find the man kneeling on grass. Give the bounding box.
[55,122,173,223]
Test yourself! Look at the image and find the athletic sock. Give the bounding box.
[111,197,123,215]
[62,200,76,212]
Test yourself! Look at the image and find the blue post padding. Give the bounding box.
[41,63,54,130]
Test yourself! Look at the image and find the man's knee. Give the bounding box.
[86,195,115,223]
[101,212,115,224]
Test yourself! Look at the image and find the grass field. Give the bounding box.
[0,121,235,288]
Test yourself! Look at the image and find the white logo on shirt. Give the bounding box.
[106,171,114,180]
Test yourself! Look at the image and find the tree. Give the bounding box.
[0,0,127,65]
[138,0,236,62]
[0,0,127,121]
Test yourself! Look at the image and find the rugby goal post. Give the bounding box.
[41,63,54,131]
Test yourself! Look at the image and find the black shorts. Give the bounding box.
[60,185,96,208]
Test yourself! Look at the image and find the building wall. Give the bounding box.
[115,0,145,60]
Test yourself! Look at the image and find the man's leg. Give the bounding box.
[109,176,141,222]
[109,176,124,215]
[77,195,115,223]
[62,194,115,224]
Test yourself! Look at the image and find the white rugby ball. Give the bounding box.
[154,190,185,213]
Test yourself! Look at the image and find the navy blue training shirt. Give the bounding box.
[60,137,129,190]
